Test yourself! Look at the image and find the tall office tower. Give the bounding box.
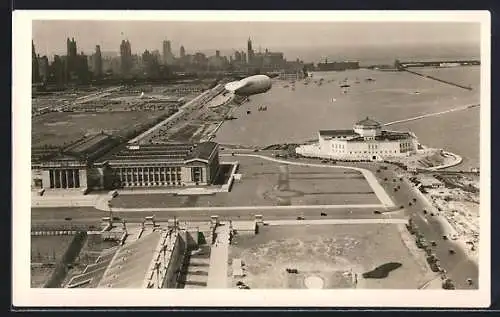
[163,40,174,64]
[51,55,65,85]
[65,37,78,81]
[38,55,49,82]
[32,41,40,83]
[247,37,254,64]
[180,45,186,58]
[215,50,220,58]
[93,45,103,77]
[66,37,77,58]
[120,40,133,75]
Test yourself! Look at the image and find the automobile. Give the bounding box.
[296,216,305,220]
[236,281,244,286]
[467,278,473,285]
[253,149,260,152]
[442,235,448,240]
[64,217,72,221]
[451,234,458,240]
[400,205,404,209]
[431,241,437,246]
[384,178,388,181]
[320,212,327,216]
[412,198,417,202]
[394,188,398,192]
[399,177,403,181]
[113,216,121,221]
[448,249,456,255]
[376,169,381,173]
[373,210,382,214]
[423,210,428,214]
[408,202,412,206]
[321,159,328,163]
[231,152,235,156]
[430,212,435,216]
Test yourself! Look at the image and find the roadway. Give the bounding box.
[368,163,478,289]
[31,205,404,226]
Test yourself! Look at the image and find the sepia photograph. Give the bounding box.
[13,10,490,307]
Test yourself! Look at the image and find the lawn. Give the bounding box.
[112,156,379,208]
[228,224,433,289]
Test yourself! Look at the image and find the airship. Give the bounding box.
[224,74,272,96]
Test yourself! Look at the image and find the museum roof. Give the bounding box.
[354,117,381,128]
[319,129,358,137]
[100,141,218,165]
[31,133,121,165]
[347,130,412,142]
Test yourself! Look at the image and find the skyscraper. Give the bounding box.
[120,40,132,75]
[65,37,78,81]
[247,37,254,64]
[66,37,77,58]
[180,45,186,58]
[93,45,103,78]
[38,55,49,83]
[162,40,174,65]
[32,41,40,83]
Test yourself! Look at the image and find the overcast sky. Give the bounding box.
[32,20,480,57]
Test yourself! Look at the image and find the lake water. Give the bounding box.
[215,66,481,171]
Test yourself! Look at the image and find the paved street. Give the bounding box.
[32,205,404,226]
[371,164,478,289]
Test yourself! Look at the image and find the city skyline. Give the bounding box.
[32,21,480,58]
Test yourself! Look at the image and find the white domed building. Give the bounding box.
[297,117,418,161]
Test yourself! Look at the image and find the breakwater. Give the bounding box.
[404,69,473,91]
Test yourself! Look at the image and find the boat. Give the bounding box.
[340,84,350,88]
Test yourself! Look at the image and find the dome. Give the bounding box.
[355,117,381,128]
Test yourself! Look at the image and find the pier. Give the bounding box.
[404,69,473,91]
[383,104,478,127]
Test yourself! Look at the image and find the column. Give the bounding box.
[65,170,69,188]
[72,169,77,188]
[49,170,54,188]
[59,170,63,189]
[75,169,80,188]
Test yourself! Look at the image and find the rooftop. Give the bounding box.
[100,141,218,165]
[98,231,162,288]
[355,117,381,128]
[319,129,358,137]
[32,133,121,165]
[348,130,412,142]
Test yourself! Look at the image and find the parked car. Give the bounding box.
[373,210,382,214]
[296,216,305,220]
